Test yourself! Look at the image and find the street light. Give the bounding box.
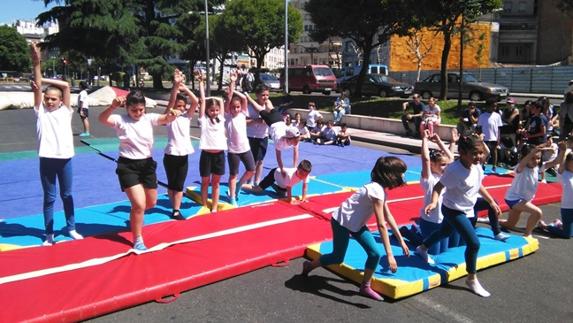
[189,1,214,96]
[284,0,289,94]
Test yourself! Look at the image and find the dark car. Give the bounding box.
[339,74,413,97]
[414,72,509,101]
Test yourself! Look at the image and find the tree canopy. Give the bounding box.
[0,26,31,72]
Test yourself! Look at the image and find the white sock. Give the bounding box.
[68,230,83,240]
[466,278,491,297]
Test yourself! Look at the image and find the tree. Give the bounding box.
[0,26,30,72]
[224,0,302,83]
[418,0,502,100]
[211,14,244,91]
[405,32,434,82]
[306,0,418,97]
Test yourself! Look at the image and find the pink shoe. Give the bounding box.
[359,282,383,301]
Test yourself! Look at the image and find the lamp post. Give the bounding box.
[284,0,289,94]
[204,0,211,96]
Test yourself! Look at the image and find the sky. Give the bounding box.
[0,0,55,25]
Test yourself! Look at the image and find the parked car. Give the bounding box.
[280,65,337,95]
[339,74,413,98]
[260,73,281,91]
[414,72,509,101]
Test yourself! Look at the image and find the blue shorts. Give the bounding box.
[505,198,525,209]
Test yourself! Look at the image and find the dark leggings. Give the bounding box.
[259,109,282,127]
[546,208,573,238]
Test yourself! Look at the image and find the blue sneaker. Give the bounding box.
[79,132,90,137]
[133,241,147,251]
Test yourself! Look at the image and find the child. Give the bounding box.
[309,119,324,144]
[246,85,270,185]
[539,136,559,182]
[243,159,312,204]
[196,72,227,213]
[416,134,502,297]
[305,102,322,131]
[418,130,454,255]
[225,71,255,206]
[317,120,337,145]
[301,157,410,301]
[502,144,553,237]
[77,81,90,137]
[336,123,351,147]
[163,69,198,220]
[419,97,441,136]
[522,101,547,146]
[477,102,503,172]
[246,93,301,178]
[539,141,573,238]
[99,91,180,251]
[459,101,480,135]
[30,43,83,245]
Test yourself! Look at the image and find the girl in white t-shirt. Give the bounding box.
[417,135,502,297]
[99,91,180,251]
[539,142,573,238]
[196,71,227,213]
[302,157,410,301]
[163,69,198,220]
[31,43,83,245]
[419,97,441,136]
[502,145,552,237]
[418,130,454,255]
[225,71,255,206]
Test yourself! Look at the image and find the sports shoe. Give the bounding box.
[68,230,84,240]
[171,210,185,220]
[415,245,435,265]
[465,278,491,297]
[79,132,90,137]
[42,234,54,246]
[359,282,384,301]
[494,232,510,242]
[133,240,148,251]
[230,198,238,207]
[301,260,313,276]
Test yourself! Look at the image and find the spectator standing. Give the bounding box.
[477,102,503,172]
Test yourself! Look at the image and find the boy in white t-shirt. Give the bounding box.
[31,42,84,246]
[77,81,90,137]
[477,102,503,172]
[305,102,322,130]
[243,160,311,204]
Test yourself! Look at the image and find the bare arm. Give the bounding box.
[245,93,265,112]
[179,84,199,117]
[292,143,299,168]
[421,131,431,180]
[424,181,444,214]
[30,43,42,109]
[478,185,501,216]
[383,201,410,258]
[372,198,396,271]
[431,132,454,161]
[99,96,124,127]
[41,78,71,109]
[197,71,206,118]
[165,69,183,114]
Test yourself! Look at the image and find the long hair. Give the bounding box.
[371,156,407,189]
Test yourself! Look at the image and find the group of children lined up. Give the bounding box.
[31,42,312,251]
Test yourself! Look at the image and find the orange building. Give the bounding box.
[389,22,494,72]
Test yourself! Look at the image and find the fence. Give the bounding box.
[389,65,573,95]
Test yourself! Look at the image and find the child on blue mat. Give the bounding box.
[416,134,501,297]
[301,157,410,301]
[30,42,84,245]
[243,160,311,204]
[163,69,198,220]
[501,144,553,237]
[99,90,180,251]
[538,140,573,238]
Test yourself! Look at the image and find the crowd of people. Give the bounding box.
[30,39,573,301]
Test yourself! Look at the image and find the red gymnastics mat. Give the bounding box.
[0,176,561,322]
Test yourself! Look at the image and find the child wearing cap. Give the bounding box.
[243,160,311,204]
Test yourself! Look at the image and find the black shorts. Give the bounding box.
[77,108,89,118]
[199,150,225,177]
[116,157,158,191]
[248,137,268,162]
[228,150,256,176]
[163,154,189,191]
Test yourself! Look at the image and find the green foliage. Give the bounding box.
[0,26,30,71]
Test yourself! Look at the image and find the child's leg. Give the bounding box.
[124,184,147,242]
[228,153,239,201]
[474,197,504,237]
[317,219,351,266]
[211,174,221,212]
[258,168,277,190]
[39,158,57,236]
[237,152,256,194]
[352,226,382,276]
[547,208,573,238]
[501,207,522,229]
[446,211,480,274]
[428,121,434,135]
[56,158,76,233]
[503,201,542,236]
[201,176,210,207]
[144,188,157,210]
[419,219,449,255]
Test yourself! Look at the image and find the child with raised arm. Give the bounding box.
[501,144,554,237]
[163,69,198,220]
[225,71,255,206]
[246,92,300,178]
[416,135,502,297]
[301,157,410,301]
[196,71,227,213]
[246,85,270,185]
[243,159,311,203]
[99,91,180,251]
[30,43,83,245]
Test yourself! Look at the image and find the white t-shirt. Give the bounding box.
[559,170,573,209]
[505,166,539,202]
[35,103,75,159]
[270,122,286,143]
[225,112,250,154]
[246,104,268,138]
[420,172,444,223]
[109,113,161,159]
[199,115,227,151]
[423,104,441,122]
[332,182,385,232]
[306,110,322,128]
[164,114,194,156]
[440,160,484,218]
[274,167,309,188]
[477,111,502,141]
[77,90,89,109]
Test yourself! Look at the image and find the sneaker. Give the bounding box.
[68,229,84,240]
[301,260,313,276]
[79,132,90,137]
[133,240,148,251]
[171,210,185,220]
[230,198,238,207]
[359,282,384,301]
[491,166,497,173]
[42,234,54,246]
[494,232,510,242]
[465,278,491,297]
[415,245,435,265]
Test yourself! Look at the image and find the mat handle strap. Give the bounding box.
[155,292,181,304]
[271,259,290,267]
